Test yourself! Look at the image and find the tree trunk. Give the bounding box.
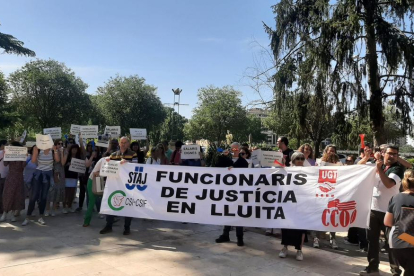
[364,0,385,146]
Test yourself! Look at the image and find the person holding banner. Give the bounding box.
[146,147,160,165]
[130,141,146,164]
[100,137,136,235]
[298,143,315,166]
[156,143,169,165]
[0,142,26,223]
[0,140,9,216]
[279,151,308,261]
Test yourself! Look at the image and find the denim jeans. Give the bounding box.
[27,170,52,216]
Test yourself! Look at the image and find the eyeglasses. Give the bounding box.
[295,157,305,161]
[386,152,398,156]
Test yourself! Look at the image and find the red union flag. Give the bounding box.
[318,169,338,184]
[322,199,357,227]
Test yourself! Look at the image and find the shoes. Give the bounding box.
[357,248,368,253]
[70,208,75,213]
[44,211,49,217]
[296,250,303,261]
[63,208,68,214]
[82,224,89,227]
[51,210,56,217]
[237,239,244,246]
[313,238,320,248]
[75,207,82,212]
[100,226,113,234]
[14,210,20,217]
[123,228,131,235]
[343,238,359,246]
[38,217,46,225]
[22,219,29,226]
[99,215,105,219]
[0,213,6,222]
[215,235,230,243]
[359,267,380,275]
[331,238,339,249]
[279,247,288,258]
[10,215,16,222]
[265,229,272,236]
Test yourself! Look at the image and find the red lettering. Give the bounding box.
[351,209,357,224]
[322,209,330,226]
[330,210,339,227]
[340,210,350,227]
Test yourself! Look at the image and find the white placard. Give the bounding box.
[80,125,98,139]
[70,124,81,135]
[44,127,62,140]
[181,145,200,159]
[261,151,283,167]
[25,141,36,148]
[130,128,147,140]
[104,126,121,138]
[35,134,54,150]
[100,160,120,177]
[19,130,27,143]
[96,133,111,148]
[251,149,261,166]
[4,146,27,161]
[69,158,86,174]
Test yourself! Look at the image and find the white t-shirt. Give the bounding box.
[88,157,105,180]
[146,157,160,165]
[371,172,402,213]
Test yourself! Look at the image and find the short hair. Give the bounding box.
[120,136,130,143]
[240,146,251,159]
[359,148,365,154]
[347,155,356,162]
[279,136,289,146]
[10,141,22,147]
[175,140,184,148]
[291,151,305,165]
[298,143,313,159]
[230,142,240,148]
[241,143,249,148]
[364,142,372,148]
[386,144,399,153]
[0,140,7,147]
[130,141,140,149]
[402,169,414,191]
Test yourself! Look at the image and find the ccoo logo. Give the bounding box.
[126,166,148,191]
[321,199,357,227]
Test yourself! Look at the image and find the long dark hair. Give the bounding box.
[67,144,81,164]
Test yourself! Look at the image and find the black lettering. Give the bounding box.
[240,190,253,202]
[239,174,254,186]
[184,173,198,184]
[286,173,292,185]
[283,190,297,203]
[223,174,237,185]
[256,206,261,218]
[263,206,274,219]
[176,188,188,199]
[195,189,207,200]
[274,207,285,219]
[293,173,307,185]
[215,174,221,185]
[128,172,134,183]
[224,205,235,216]
[225,190,238,202]
[166,201,180,213]
[238,205,252,218]
[141,174,147,185]
[210,189,224,201]
[271,174,285,185]
[161,187,175,198]
[263,191,276,203]
[156,171,168,182]
[255,175,270,186]
[200,173,213,184]
[181,202,195,214]
[211,204,222,216]
[169,172,183,183]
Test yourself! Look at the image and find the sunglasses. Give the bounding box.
[295,157,305,161]
[58,142,63,145]
[240,153,246,156]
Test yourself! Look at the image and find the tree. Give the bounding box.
[0,23,35,56]
[184,86,247,143]
[0,72,13,128]
[232,114,267,143]
[159,107,188,141]
[8,59,91,131]
[95,75,166,140]
[264,0,414,145]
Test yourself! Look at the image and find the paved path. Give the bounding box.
[0,211,394,276]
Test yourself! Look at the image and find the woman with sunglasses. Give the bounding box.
[298,144,315,166]
[45,139,66,216]
[279,151,308,261]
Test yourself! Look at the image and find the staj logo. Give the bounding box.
[322,199,357,227]
[316,169,338,197]
[126,166,148,191]
[108,190,126,211]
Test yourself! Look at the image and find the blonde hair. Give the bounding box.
[298,143,314,159]
[402,169,414,191]
[321,144,339,163]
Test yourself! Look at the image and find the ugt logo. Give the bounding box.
[317,169,338,197]
[322,199,357,227]
[108,190,126,211]
[126,166,148,191]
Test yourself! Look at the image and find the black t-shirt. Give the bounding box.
[387,192,414,249]
[282,148,294,167]
[233,158,249,168]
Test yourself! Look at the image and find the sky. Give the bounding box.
[0,0,277,119]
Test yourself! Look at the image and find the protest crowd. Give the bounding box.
[0,131,414,276]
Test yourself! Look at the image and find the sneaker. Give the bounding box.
[14,210,20,217]
[331,239,339,249]
[51,210,56,217]
[313,238,320,248]
[296,250,303,261]
[237,239,244,247]
[63,208,68,214]
[38,217,46,225]
[359,267,379,275]
[215,235,230,243]
[344,238,359,246]
[70,208,75,213]
[100,226,113,234]
[75,207,82,212]
[44,211,49,217]
[279,247,288,258]
[0,213,6,222]
[22,219,29,226]
[10,215,16,222]
[123,228,131,235]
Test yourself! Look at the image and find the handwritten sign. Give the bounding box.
[104,126,121,138]
[100,160,120,177]
[69,158,86,174]
[44,127,62,140]
[260,151,283,167]
[70,124,81,135]
[181,145,200,159]
[4,146,27,161]
[80,125,98,139]
[251,149,261,166]
[36,134,54,150]
[130,128,147,140]
[96,133,111,148]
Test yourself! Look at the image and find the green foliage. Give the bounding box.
[232,115,267,143]
[0,24,35,56]
[95,75,166,141]
[8,59,91,131]
[400,145,414,153]
[205,142,231,167]
[159,107,188,141]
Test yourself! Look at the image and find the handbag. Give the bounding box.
[92,175,106,196]
[397,207,414,246]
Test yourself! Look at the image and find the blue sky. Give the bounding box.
[0,0,276,118]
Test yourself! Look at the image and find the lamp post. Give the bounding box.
[171,88,182,141]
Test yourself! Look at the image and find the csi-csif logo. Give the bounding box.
[126,166,148,191]
[108,190,126,211]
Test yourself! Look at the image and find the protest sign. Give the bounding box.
[25,141,36,148]
[19,130,27,143]
[44,127,62,140]
[100,160,120,177]
[80,125,98,139]
[181,145,200,159]
[69,158,86,174]
[70,124,81,135]
[251,149,262,166]
[4,146,27,161]
[104,126,121,138]
[96,133,111,148]
[35,134,54,150]
[130,128,147,140]
[101,164,376,231]
[261,151,283,167]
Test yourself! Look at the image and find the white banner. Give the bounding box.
[101,164,376,231]
[181,145,200,159]
[69,158,86,174]
[4,146,27,161]
[105,126,121,138]
[43,127,62,140]
[80,125,98,139]
[130,128,147,140]
[35,134,54,150]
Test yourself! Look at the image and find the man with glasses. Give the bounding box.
[360,145,404,276]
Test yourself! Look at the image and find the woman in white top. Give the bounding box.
[298,144,316,166]
[146,147,161,165]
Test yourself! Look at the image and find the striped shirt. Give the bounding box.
[37,150,54,171]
